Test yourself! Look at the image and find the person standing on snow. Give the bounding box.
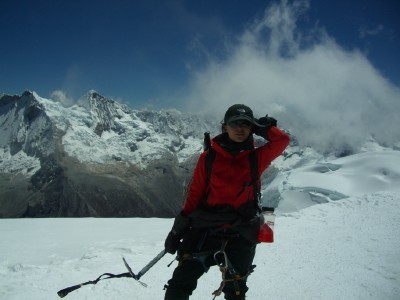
[163,104,290,300]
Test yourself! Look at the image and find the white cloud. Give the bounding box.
[185,0,400,155]
[50,90,75,107]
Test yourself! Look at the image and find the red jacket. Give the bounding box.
[182,127,290,215]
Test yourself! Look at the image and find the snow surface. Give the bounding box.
[1,150,400,300]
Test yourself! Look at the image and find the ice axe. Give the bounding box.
[123,249,166,286]
[57,249,166,298]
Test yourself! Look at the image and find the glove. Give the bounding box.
[164,212,190,254]
[164,231,182,255]
[253,115,277,137]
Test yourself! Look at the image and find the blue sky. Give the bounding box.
[0,0,399,111]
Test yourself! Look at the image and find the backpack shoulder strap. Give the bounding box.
[249,150,261,207]
[203,132,216,199]
[249,150,258,180]
[203,131,211,151]
[203,131,216,183]
[205,147,216,185]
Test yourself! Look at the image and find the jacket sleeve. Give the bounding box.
[257,126,290,173]
[182,152,208,215]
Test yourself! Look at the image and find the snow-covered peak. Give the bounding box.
[0,90,220,217]
[0,91,217,171]
[0,90,50,157]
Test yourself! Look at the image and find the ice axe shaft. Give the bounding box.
[135,249,166,279]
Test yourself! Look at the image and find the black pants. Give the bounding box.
[164,229,256,300]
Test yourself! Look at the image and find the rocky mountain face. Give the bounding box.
[0,91,218,218]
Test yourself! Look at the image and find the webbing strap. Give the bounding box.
[57,272,131,298]
[205,148,216,192]
[249,150,261,209]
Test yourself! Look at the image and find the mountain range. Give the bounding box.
[0,90,220,217]
[1,90,399,219]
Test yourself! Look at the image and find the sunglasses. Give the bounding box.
[227,120,253,129]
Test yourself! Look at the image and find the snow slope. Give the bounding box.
[1,150,400,300]
[273,150,400,214]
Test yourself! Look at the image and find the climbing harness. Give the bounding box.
[173,236,253,299]
[211,239,250,299]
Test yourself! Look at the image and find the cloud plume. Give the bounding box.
[186,0,400,155]
[50,90,75,107]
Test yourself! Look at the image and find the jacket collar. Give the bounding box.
[211,132,255,158]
